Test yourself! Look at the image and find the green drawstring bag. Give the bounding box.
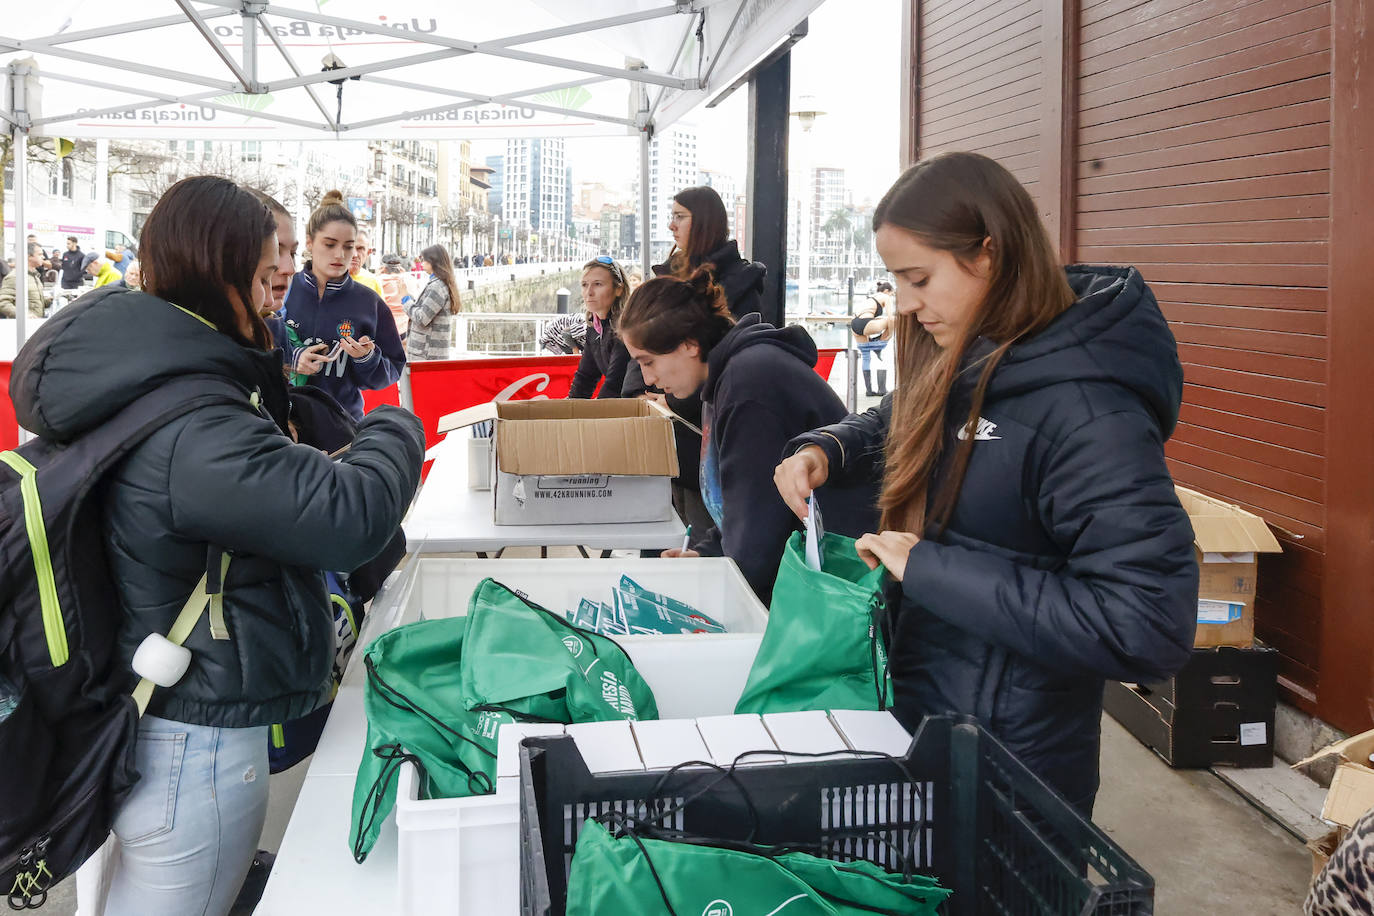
[736,532,893,714]
[460,578,658,723]
[566,819,950,915]
[350,580,659,862]
[350,618,502,862]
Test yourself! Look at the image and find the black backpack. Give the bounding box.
[0,374,250,908]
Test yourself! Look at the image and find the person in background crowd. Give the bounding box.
[59,236,86,296]
[275,190,405,420]
[25,235,51,275]
[404,243,460,361]
[773,152,1198,815]
[619,267,877,603]
[349,230,383,297]
[0,242,50,318]
[852,279,895,396]
[115,260,142,291]
[623,184,768,538]
[106,241,135,276]
[9,175,425,916]
[0,257,10,280]
[88,257,122,289]
[626,265,645,293]
[566,256,630,399]
[376,254,412,339]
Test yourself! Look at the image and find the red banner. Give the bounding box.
[407,355,583,453]
[0,362,15,452]
[816,348,841,382]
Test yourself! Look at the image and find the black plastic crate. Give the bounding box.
[518,715,1153,915]
[1103,646,1278,768]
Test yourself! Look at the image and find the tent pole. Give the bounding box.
[639,127,651,276]
[9,63,29,444]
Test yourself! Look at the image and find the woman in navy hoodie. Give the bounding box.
[276,190,404,419]
[617,268,877,603]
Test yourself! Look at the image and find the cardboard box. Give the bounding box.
[1103,645,1278,768]
[1294,728,1374,829]
[1176,486,1284,648]
[1307,825,1347,880]
[439,399,679,525]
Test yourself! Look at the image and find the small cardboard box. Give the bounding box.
[1103,645,1278,768]
[1294,728,1374,829]
[439,399,678,525]
[1176,486,1284,648]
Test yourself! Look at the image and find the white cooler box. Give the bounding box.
[357,556,771,916]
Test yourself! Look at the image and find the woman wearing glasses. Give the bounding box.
[567,256,632,399]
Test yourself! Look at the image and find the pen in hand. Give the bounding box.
[680,524,692,554]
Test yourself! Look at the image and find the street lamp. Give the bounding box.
[790,95,826,319]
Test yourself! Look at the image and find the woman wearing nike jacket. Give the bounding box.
[775,152,1198,815]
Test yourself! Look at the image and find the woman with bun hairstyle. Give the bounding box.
[9,176,425,916]
[567,256,631,399]
[619,268,877,604]
[405,243,460,361]
[773,152,1197,814]
[275,190,405,420]
[623,186,768,532]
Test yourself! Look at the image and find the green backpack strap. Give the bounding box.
[130,556,231,717]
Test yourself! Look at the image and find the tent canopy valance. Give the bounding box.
[1,0,819,140]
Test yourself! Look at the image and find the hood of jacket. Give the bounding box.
[971,265,1183,437]
[11,285,291,441]
[702,312,817,402]
[653,240,766,303]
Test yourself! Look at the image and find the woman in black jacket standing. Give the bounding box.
[11,177,425,916]
[567,256,631,399]
[774,152,1198,815]
[623,186,767,532]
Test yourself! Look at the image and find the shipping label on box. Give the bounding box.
[1197,599,1245,625]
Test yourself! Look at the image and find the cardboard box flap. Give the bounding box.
[497,399,651,421]
[1293,728,1374,769]
[437,401,498,434]
[1323,765,1374,829]
[497,415,679,477]
[1176,486,1283,554]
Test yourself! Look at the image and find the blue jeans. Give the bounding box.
[857,339,888,371]
[105,715,269,916]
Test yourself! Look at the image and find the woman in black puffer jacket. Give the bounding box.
[567,256,631,399]
[10,177,424,916]
[775,153,1197,817]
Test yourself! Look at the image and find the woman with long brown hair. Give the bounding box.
[774,152,1198,814]
[406,243,461,361]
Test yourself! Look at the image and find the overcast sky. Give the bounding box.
[472,0,903,207]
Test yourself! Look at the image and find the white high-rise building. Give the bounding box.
[502,138,567,258]
[645,124,698,261]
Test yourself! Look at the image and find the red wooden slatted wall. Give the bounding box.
[1073,0,1332,707]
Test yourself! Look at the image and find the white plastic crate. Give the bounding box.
[378,556,770,719]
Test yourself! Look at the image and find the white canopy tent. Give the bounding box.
[2,0,818,356]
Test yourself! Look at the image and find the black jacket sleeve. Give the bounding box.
[168,403,425,573]
[567,345,602,399]
[785,394,892,488]
[901,410,1198,682]
[596,337,631,399]
[714,398,805,604]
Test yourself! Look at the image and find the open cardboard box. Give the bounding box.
[1176,486,1284,648]
[438,399,679,525]
[1293,728,1374,830]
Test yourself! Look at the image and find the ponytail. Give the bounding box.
[307,189,355,238]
